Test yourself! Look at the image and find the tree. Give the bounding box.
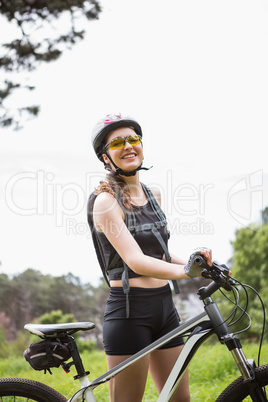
[231,223,268,291]
[37,309,75,324]
[0,0,102,129]
[262,207,268,225]
[230,218,268,340]
[0,268,108,347]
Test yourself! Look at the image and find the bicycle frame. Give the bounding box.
[69,281,262,402]
[21,256,267,402]
[68,311,213,402]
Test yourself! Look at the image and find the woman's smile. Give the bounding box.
[122,152,137,160]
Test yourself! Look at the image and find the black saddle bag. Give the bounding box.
[24,338,71,373]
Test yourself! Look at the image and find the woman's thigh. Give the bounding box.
[149,346,190,402]
[106,354,150,402]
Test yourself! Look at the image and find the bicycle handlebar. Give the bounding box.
[193,255,235,291]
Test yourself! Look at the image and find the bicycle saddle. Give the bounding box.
[24,322,95,337]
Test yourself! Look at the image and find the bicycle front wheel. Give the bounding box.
[0,377,67,401]
[216,364,268,401]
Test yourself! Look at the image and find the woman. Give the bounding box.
[88,113,212,402]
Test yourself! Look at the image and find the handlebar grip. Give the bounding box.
[193,255,207,267]
[184,252,210,278]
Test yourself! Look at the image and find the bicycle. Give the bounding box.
[0,257,267,401]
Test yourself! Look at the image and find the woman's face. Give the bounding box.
[102,127,143,173]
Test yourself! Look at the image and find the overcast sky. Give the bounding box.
[1,0,268,285]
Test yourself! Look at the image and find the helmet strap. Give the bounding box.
[104,152,152,177]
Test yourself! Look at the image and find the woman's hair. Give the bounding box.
[95,173,132,210]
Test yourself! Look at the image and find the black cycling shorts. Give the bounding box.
[103,284,184,355]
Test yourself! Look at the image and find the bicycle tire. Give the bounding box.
[0,377,67,401]
[216,364,268,401]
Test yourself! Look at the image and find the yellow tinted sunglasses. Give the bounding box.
[104,133,142,151]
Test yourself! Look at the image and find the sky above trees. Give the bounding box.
[0,0,267,284]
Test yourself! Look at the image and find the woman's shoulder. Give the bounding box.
[93,191,124,218]
[94,191,116,209]
[146,185,162,206]
[93,191,125,232]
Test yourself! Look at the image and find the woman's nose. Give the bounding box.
[124,139,133,150]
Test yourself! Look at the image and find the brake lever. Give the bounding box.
[201,261,235,291]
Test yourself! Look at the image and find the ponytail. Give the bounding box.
[95,173,132,210]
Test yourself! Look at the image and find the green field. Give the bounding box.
[0,342,267,401]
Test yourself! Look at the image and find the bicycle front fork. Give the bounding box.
[202,295,267,401]
[222,335,267,401]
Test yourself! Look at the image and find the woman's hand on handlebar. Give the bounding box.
[200,248,212,267]
[184,247,212,278]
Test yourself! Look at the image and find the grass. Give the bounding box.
[188,340,268,401]
[0,342,267,401]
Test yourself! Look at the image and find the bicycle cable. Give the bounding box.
[235,280,266,367]
[210,278,249,333]
[219,284,241,326]
[69,386,88,402]
[221,277,266,367]
[222,280,252,330]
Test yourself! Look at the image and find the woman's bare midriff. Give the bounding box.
[110,276,169,288]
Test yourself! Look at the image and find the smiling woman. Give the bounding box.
[87,113,213,402]
[90,113,150,177]
[102,127,144,175]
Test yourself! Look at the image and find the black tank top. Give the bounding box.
[94,201,169,280]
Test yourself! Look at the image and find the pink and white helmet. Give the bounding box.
[91,113,142,160]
